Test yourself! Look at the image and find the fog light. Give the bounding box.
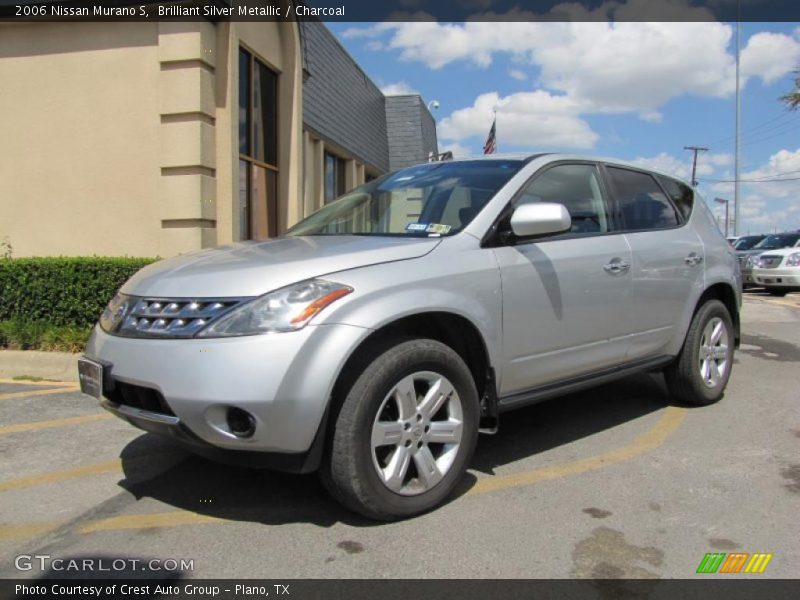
[226,407,256,438]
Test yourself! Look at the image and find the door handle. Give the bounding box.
[603,258,630,275]
[685,252,703,266]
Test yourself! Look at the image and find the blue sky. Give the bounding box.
[329,17,800,235]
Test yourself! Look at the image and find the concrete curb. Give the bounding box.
[0,350,81,382]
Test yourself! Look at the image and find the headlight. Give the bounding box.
[99,293,130,333]
[786,252,800,267]
[196,279,353,337]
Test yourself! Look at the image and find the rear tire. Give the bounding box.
[664,300,734,406]
[766,287,787,297]
[322,339,479,521]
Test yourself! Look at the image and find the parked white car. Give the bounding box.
[751,247,800,296]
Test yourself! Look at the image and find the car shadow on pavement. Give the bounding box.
[470,372,671,476]
[117,372,671,527]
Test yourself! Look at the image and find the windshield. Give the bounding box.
[733,236,764,250]
[753,233,800,250]
[286,160,525,237]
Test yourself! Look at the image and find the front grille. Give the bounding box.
[737,255,748,266]
[758,255,783,269]
[106,381,175,416]
[115,297,247,338]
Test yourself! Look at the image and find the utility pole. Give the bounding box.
[684,145,709,187]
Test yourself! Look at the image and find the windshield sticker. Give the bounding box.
[425,223,452,235]
[405,223,428,232]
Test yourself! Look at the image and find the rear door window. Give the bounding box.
[605,167,680,231]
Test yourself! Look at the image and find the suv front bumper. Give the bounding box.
[84,322,368,458]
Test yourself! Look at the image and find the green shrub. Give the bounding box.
[0,257,156,329]
[0,319,91,353]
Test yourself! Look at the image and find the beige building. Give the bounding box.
[0,19,437,258]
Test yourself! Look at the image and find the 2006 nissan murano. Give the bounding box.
[79,154,740,520]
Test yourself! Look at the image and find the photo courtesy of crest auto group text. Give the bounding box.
[0,1,799,598]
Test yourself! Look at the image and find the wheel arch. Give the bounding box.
[309,311,496,471]
[693,282,740,347]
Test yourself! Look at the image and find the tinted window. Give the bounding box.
[514,164,611,234]
[658,176,694,221]
[733,235,764,250]
[753,233,800,250]
[607,167,680,231]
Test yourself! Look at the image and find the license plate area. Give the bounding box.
[78,357,110,399]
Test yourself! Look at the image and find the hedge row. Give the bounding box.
[0,257,157,329]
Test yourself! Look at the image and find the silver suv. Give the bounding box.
[79,154,741,520]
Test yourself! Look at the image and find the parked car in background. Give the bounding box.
[732,234,765,251]
[726,236,740,245]
[79,154,740,520]
[740,232,800,288]
[751,247,800,296]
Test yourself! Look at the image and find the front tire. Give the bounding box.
[664,299,734,406]
[322,339,479,521]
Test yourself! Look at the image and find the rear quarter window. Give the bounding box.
[657,176,694,221]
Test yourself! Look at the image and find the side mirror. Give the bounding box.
[510,203,572,238]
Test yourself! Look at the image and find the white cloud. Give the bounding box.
[508,69,526,81]
[347,10,800,118]
[639,110,663,123]
[438,90,598,149]
[439,141,472,159]
[630,151,733,182]
[741,31,800,85]
[740,148,800,199]
[381,81,420,96]
[364,40,384,52]
[705,148,800,233]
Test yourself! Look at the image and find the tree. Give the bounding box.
[780,70,800,110]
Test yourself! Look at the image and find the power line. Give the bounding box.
[708,110,798,146]
[700,176,800,183]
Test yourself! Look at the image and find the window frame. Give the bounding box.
[598,163,687,234]
[482,160,621,247]
[324,151,347,204]
[238,46,279,240]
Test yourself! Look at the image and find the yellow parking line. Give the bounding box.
[0,413,113,436]
[78,512,223,534]
[0,378,78,387]
[0,406,687,541]
[0,387,80,402]
[468,406,687,495]
[0,522,61,541]
[0,459,122,493]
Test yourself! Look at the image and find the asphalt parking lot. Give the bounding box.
[1,293,798,580]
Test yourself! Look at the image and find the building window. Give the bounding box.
[324,152,346,204]
[239,47,278,240]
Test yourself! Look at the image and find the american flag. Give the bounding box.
[483,116,496,154]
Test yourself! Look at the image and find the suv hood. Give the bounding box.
[121,236,441,298]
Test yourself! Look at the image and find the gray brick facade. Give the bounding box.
[300,21,437,175]
[386,95,439,170]
[300,20,389,173]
